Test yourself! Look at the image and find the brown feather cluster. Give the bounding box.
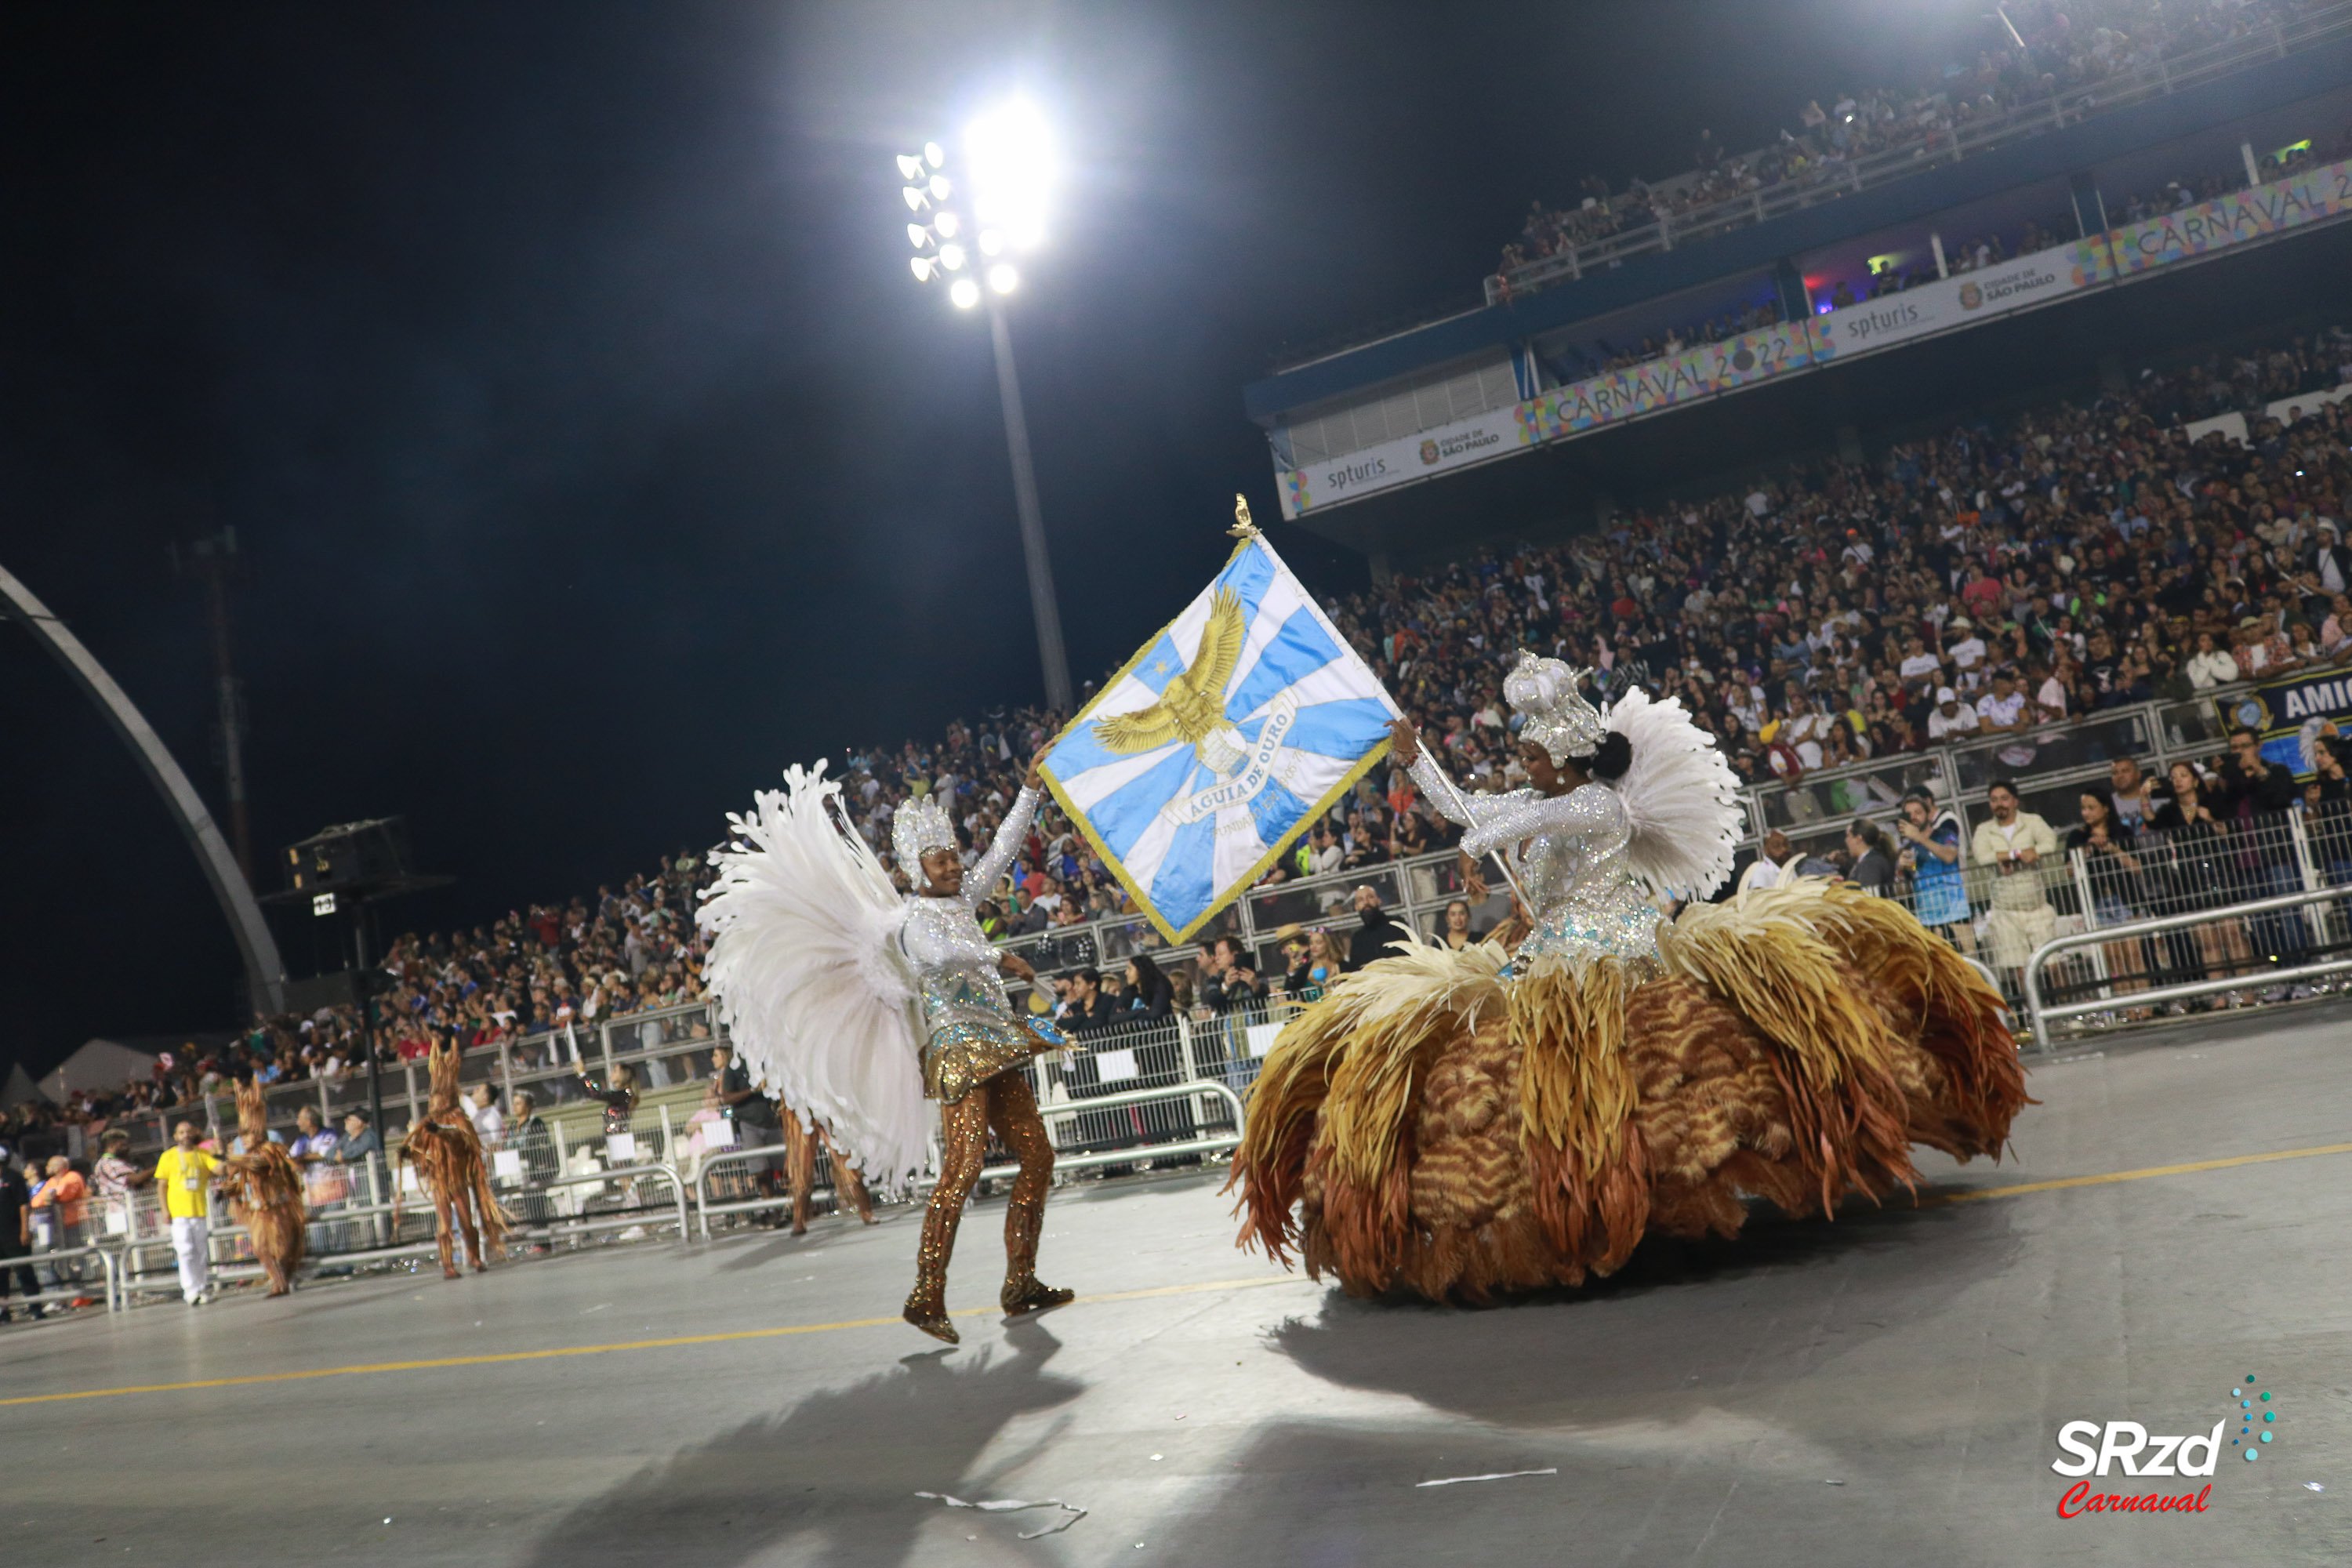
[222,1079,307,1296]
[399,1044,514,1276]
[1230,881,2029,1303]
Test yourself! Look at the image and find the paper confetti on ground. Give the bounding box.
[1414,1468,1559,1488]
[916,1492,1087,1538]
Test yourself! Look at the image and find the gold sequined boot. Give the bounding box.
[903,1183,964,1344]
[999,1181,1073,1315]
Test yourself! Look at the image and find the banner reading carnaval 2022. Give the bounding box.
[2108,156,2352,273]
[1276,319,1820,520]
[1276,158,2352,520]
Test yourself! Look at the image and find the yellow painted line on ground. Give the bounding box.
[11,1140,2352,1410]
[1921,1140,2352,1206]
[0,1273,1307,1409]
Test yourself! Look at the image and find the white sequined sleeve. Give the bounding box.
[1460,783,1627,862]
[897,898,950,970]
[1410,751,1532,832]
[964,786,1039,909]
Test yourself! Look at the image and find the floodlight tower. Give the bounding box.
[898,99,1074,715]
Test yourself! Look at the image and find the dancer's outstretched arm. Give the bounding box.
[1387,717,1527,830]
[963,753,1047,910]
[1461,784,1627,864]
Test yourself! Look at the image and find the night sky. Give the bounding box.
[1,1,1996,1077]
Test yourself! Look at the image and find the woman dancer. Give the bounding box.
[701,755,1069,1344]
[1233,653,2026,1301]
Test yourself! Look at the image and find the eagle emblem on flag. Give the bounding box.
[1041,520,1400,944]
[1091,587,1250,774]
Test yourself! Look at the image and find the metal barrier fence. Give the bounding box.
[2024,880,2352,1051]
[105,1138,699,1306]
[1,1237,117,1318]
[995,1080,1248,1185]
[1863,804,2352,1019]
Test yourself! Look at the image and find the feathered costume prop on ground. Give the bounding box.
[397,1043,510,1279]
[220,1079,307,1296]
[701,760,1069,1343]
[1232,658,2028,1301]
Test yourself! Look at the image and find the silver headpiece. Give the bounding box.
[891,795,957,887]
[1504,651,1606,765]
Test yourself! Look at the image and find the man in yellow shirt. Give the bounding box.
[152,1121,223,1306]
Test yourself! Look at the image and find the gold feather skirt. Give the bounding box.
[1230,880,2027,1302]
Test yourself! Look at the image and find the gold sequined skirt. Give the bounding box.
[924,1016,1058,1104]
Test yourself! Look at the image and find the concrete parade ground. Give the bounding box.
[3,1004,2349,1567]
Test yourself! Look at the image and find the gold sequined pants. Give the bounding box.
[906,1069,1054,1318]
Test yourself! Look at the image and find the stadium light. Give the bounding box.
[963,96,1055,252]
[890,100,1074,712]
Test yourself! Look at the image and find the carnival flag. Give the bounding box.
[1041,521,1400,943]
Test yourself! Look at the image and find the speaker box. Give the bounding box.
[283,818,413,894]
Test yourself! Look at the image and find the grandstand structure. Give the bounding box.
[1248,5,2352,568]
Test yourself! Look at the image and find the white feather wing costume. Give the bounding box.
[698,762,931,1187]
[1602,687,1744,900]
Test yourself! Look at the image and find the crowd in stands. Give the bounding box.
[11,314,2352,1188]
[1495,0,2328,288]
[1340,328,2352,808]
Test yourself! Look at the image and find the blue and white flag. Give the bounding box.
[1042,534,1400,943]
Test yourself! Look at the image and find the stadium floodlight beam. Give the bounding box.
[964,96,1056,251]
[891,96,1074,713]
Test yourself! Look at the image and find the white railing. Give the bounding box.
[2024,880,2352,1050]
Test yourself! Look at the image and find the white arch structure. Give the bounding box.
[2,561,286,1013]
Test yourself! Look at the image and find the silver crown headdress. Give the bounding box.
[1504,650,1607,765]
[891,795,958,887]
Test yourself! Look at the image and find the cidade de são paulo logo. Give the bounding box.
[2049,1372,2283,1517]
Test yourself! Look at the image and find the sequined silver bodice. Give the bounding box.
[1411,753,1661,965]
[898,785,1038,1036]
